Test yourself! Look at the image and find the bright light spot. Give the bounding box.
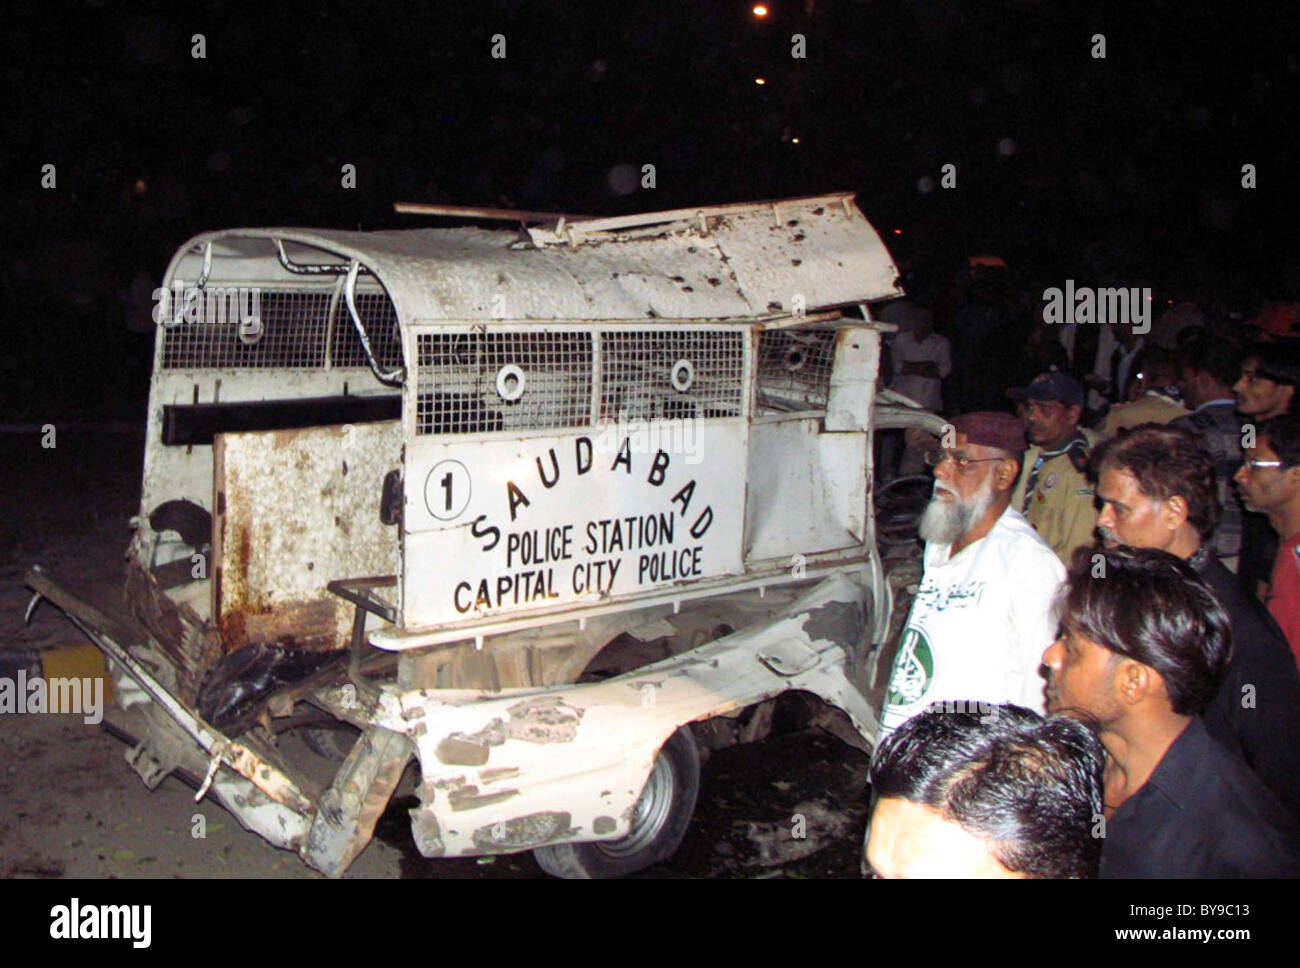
[755,77,767,85]
[893,228,904,236]
[791,137,801,144]
[752,4,769,17]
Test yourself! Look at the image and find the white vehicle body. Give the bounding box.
[27,193,944,876]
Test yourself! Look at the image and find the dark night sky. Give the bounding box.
[5,0,1298,418]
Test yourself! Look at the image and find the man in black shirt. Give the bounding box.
[1042,546,1300,877]
[1231,344,1300,596]
[865,704,1105,879]
[1090,423,1300,821]
[1174,337,1245,569]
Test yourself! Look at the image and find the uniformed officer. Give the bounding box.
[1007,371,1098,565]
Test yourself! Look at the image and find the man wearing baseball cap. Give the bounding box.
[879,412,1065,737]
[1007,370,1099,566]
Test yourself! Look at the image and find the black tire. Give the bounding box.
[874,474,933,546]
[532,728,700,878]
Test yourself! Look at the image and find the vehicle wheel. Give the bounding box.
[533,728,700,878]
[874,474,933,546]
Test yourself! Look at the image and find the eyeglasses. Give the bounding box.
[1241,459,1284,470]
[924,451,1004,471]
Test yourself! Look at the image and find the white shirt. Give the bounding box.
[889,331,952,411]
[880,506,1065,735]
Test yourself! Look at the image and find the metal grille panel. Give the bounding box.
[161,287,403,370]
[416,331,593,436]
[757,327,837,409]
[332,290,403,369]
[161,289,329,369]
[600,330,745,421]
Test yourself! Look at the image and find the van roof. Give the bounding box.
[163,193,903,326]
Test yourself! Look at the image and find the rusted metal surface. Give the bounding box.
[124,557,221,703]
[303,725,413,877]
[213,421,400,655]
[28,567,318,815]
[139,371,377,546]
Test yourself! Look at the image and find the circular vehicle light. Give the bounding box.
[496,364,526,402]
[784,346,807,372]
[670,359,695,392]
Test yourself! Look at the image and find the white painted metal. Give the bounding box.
[403,425,747,628]
[156,194,900,329]
[60,193,948,875]
[342,572,877,858]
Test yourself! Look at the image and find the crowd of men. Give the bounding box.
[867,305,1300,878]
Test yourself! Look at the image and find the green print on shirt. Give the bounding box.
[886,627,934,708]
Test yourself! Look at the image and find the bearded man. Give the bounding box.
[880,412,1066,736]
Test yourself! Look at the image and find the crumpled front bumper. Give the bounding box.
[322,571,878,858]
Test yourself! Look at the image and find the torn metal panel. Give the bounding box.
[209,771,312,852]
[304,725,413,877]
[30,577,323,815]
[213,421,400,654]
[396,605,675,692]
[871,401,950,434]
[124,557,222,703]
[393,573,877,858]
[110,696,314,853]
[162,194,900,329]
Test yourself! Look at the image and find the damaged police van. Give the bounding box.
[26,192,942,878]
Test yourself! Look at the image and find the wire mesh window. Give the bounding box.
[600,330,745,421]
[332,290,403,369]
[161,286,403,370]
[756,327,837,410]
[416,331,593,436]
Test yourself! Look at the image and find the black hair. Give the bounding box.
[1179,337,1241,389]
[1258,412,1300,469]
[1250,340,1300,389]
[869,704,1105,879]
[1090,422,1219,540]
[1061,546,1231,715]
[1135,346,1181,386]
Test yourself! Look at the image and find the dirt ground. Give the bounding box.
[0,429,874,879]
